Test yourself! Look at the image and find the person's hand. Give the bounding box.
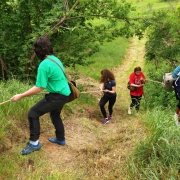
[11,94,23,102]
[140,78,145,84]
[103,89,108,92]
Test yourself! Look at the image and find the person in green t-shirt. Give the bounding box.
[11,36,71,155]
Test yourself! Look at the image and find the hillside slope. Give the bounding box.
[39,36,146,179]
[3,36,147,180]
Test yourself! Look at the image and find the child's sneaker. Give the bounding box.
[21,142,41,155]
[102,118,109,125]
[108,115,112,120]
[48,138,66,146]
[128,107,132,115]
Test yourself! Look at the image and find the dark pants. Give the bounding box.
[130,95,142,112]
[99,95,116,118]
[28,93,69,141]
[173,80,180,109]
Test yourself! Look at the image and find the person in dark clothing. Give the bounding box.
[99,69,117,124]
[173,77,180,126]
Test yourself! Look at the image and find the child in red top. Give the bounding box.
[128,66,146,114]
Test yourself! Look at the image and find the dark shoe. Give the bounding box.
[48,138,66,146]
[102,118,109,125]
[21,142,41,155]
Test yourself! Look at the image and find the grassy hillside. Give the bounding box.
[0,0,180,180]
[76,37,130,80]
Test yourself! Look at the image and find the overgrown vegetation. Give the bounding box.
[1,0,180,179]
[76,36,130,81]
[127,108,180,179]
[0,0,141,80]
[145,5,180,67]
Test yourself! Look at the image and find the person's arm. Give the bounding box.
[11,86,43,102]
[104,86,116,94]
[130,83,144,87]
[99,83,104,91]
[129,73,144,87]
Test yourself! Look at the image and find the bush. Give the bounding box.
[143,61,177,109]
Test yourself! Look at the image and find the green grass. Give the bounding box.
[76,36,130,81]
[127,0,178,9]
[126,0,179,18]
[0,79,44,152]
[0,79,43,119]
[127,107,180,179]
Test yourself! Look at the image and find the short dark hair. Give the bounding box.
[134,66,141,72]
[34,36,53,60]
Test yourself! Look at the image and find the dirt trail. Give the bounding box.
[115,36,146,109]
[38,36,146,178]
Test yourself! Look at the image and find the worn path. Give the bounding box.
[19,36,147,179]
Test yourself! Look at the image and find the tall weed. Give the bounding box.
[0,79,43,151]
[127,107,180,179]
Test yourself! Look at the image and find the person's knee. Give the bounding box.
[99,102,105,107]
[28,109,39,119]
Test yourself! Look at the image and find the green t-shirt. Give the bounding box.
[36,55,71,96]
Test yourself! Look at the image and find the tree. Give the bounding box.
[0,0,143,80]
[145,6,180,69]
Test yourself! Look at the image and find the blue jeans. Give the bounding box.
[28,93,69,141]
